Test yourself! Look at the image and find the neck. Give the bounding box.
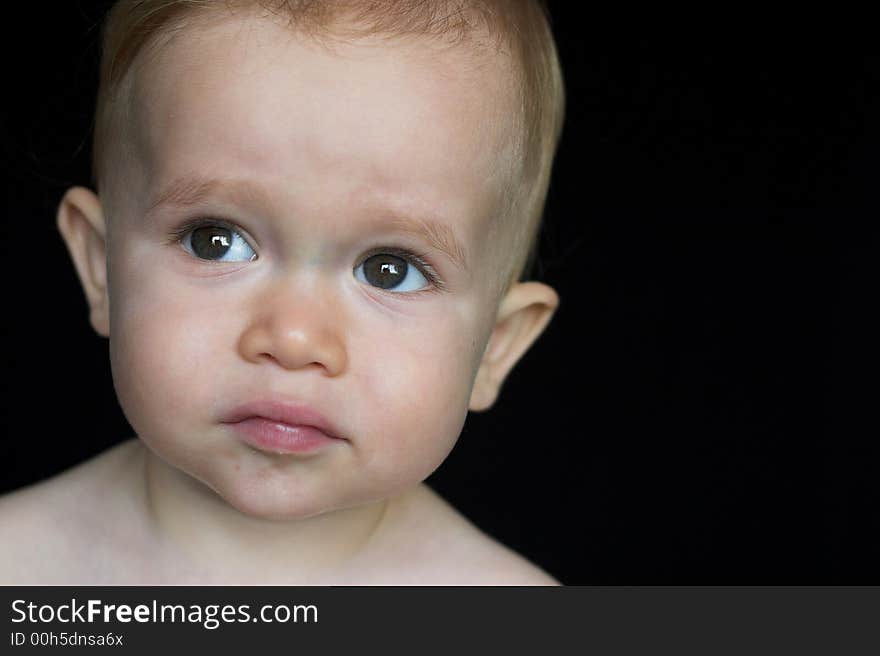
[136,441,388,584]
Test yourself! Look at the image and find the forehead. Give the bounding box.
[122,11,518,247]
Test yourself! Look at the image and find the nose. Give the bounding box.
[238,283,348,376]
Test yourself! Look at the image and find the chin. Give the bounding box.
[226,497,336,521]
[209,471,347,521]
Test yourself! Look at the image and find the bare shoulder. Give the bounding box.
[0,440,145,584]
[372,484,560,586]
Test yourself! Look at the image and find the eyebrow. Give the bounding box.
[145,175,469,271]
[146,176,268,218]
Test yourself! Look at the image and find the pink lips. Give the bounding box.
[223,400,345,455]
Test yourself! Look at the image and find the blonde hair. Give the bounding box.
[93,0,564,294]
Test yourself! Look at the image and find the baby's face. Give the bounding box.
[103,12,518,518]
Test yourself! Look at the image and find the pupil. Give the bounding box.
[364,254,407,289]
[191,226,232,259]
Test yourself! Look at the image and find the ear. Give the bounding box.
[469,281,559,412]
[56,186,110,337]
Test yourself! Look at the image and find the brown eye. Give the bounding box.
[183,224,256,262]
[355,253,429,292]
[363,254,407,288]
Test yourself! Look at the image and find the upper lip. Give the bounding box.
[222,400,345,440]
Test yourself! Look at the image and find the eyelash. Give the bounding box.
[167,217,251,252]
[359,246,446,294]
[166,217,446,294]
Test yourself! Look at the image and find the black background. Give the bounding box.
[2,4,878,583]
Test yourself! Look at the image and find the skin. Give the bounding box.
[2,10,559,583]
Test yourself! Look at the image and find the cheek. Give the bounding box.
[107,259,232,441]
[350,303,484,484]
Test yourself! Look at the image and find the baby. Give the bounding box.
[0,0,565,584]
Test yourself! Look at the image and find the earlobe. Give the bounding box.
[56,186,110,337]
[469,281,559,412]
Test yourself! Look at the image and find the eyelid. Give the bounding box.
[167,217,258,258]
[167,219,447,294]
[358,246,447,294]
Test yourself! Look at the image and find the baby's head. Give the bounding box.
[57,0,565,519]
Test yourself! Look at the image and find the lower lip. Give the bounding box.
[229,418,341,454]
